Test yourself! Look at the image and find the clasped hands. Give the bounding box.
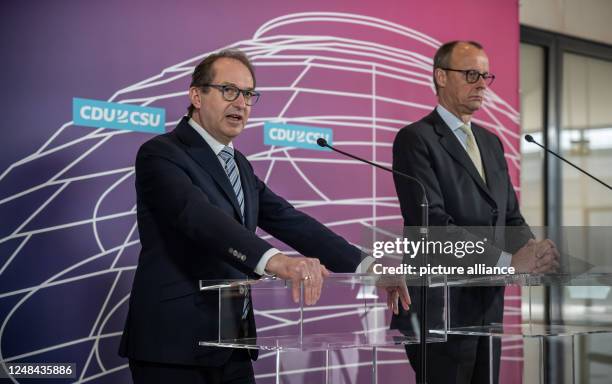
[265,253,410,313]
[511,239,560,273]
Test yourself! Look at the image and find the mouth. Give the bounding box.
[225,113,243,123]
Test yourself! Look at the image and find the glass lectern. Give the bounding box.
[198,273,448,383]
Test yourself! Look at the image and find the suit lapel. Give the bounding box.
[234,153,256,230]
[174,118,244,223]
[430,111,496,204]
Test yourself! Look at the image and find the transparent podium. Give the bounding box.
[198,273,448,383]
[437,271,612,384]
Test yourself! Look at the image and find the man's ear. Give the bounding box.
[189,87,202,110]
[434,68,447,89]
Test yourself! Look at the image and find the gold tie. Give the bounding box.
[459,124,486,182]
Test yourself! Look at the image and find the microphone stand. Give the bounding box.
[525,134,611,190]
[525,134,610,384]
[317,138,430,384]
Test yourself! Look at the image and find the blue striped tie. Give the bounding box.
[218,146,250,320]
[218,146,245,221]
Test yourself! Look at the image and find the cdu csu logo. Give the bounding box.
[263,122,332,151]
[73,97,165,133]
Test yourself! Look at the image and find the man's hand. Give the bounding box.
[384,279,411,315]
[367,263,411,314]
[534,239,560,273]
[511,239,560,273]
[265,253,330,305]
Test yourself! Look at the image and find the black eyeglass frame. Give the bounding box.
[201,83,261,106]
[439,68,496,85]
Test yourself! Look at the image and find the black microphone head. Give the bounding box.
[316,137,328,147]
[524,134,534,143]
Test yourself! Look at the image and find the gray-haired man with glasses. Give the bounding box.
[392,41,558,384]
[119,49,406,383]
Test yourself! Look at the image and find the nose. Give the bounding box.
[476,74,488,88]
[232,91,247,108]
[474,77,487,90]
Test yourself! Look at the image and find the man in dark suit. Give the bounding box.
[392,41,558,384]
[119,50,408,384]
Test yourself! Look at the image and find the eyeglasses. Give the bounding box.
[202,84,261,106]
[440,68,495,86]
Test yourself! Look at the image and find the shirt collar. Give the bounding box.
[187,117,233,156]
[436,104,471,133]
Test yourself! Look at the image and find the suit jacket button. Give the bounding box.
[241,255,246,261]
[491,208,498,215]
[239,286,245,295]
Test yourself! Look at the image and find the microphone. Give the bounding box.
[316,138,429,208]
[524,135,611,191]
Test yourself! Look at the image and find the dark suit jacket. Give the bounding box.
[391,109,532,330]
[119,117,362,367]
